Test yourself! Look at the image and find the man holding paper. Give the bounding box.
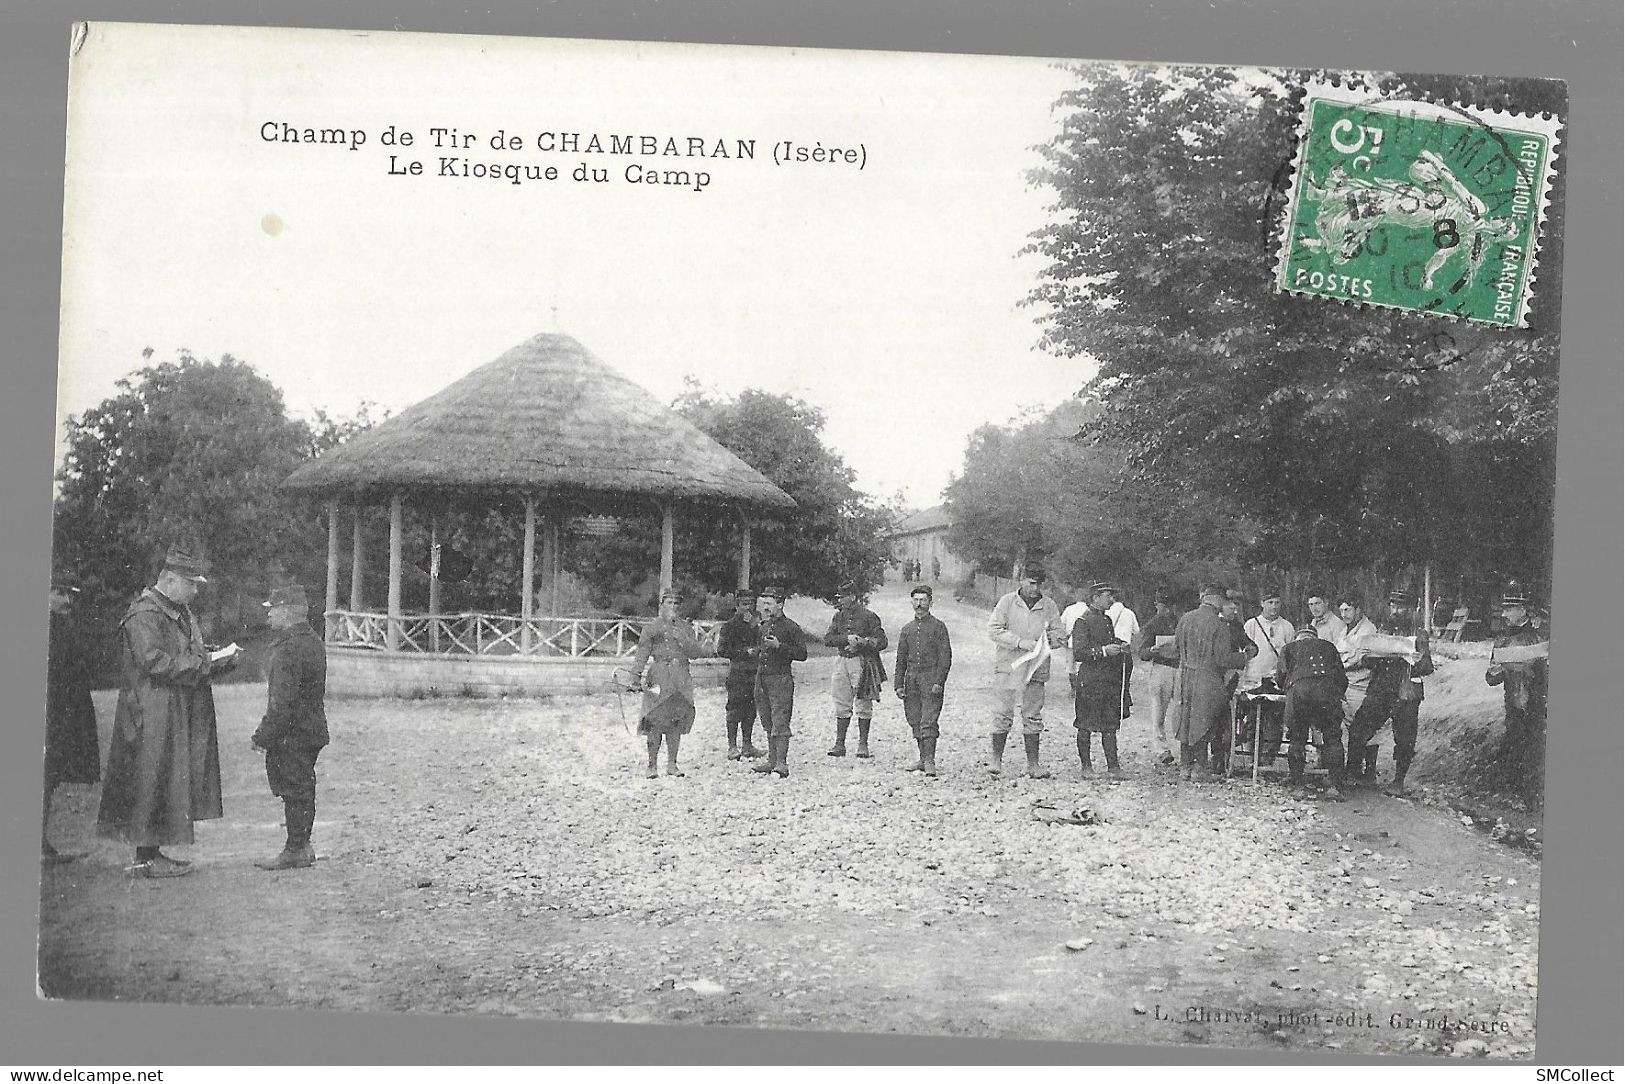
[987,566,1065,778]
[97,544,240,877]
[1486,582,1549,807]
[1346,589,1433,788]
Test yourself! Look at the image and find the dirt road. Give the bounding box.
[37,582,1539,1058]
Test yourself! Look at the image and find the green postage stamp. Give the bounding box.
[1275,81,1562,327]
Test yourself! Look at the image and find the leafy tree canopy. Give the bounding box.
[1022,64,1561,586]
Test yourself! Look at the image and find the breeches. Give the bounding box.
[755,671,796,738]
[830,654,876,718]
[902,683,943,739]
[266,742,321,802]
[991,673,1046,735]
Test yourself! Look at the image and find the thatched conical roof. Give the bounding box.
[283,333,795,509]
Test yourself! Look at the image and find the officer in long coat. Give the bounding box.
[251,584,329,870]
[1486,581,1549,807]
[1276,623,1349,797]
[1170,583,1254,781]
[44,570,101,862]
[96,545,240,877]
[631,588,705,778]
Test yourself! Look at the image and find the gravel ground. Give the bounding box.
[36,583,1541,1058]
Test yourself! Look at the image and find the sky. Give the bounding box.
[58,23,1093,508]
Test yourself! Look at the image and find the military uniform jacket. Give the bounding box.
[1276,638,1349,693]
[716,613,761,683]
[1138,612,1180,668]
[894,614,952,692]
[1071,607,1127,695]
[1487,623,1548,714]
[252,622,329,750]
[757,614,809,673]
[989,591,1064,679]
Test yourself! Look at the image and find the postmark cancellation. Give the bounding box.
[1274,80,1562,327]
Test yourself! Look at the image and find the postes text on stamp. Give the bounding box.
[1275,81,1561,327]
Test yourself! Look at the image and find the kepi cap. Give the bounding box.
[759,583,788,601]
[1501,580,1532,607]
[263,584,309,610]
[161,544,210,582]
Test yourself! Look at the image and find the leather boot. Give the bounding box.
[1102,732,1124,779]
[645,733,661,778]
[904,737,925,772]
[740,718,765,759]
[1023,734,1051,779]
[751,736,777,773]
[773,736,791,778]
[1385,750,1413,795]
[921,736,938,777]
[257,799,305,870]
[294,799,317,866]
[988,732,1008,775]
[665,732,686,777]
[827,717,850,757]
[855,717,873,758]
[726,717,741,760]
[1076,732,1095,778]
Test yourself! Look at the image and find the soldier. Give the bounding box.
[1071,582,1130,779]
[715,588,765,761]
[1171,583,1253,781]
[1344,590,1428,786]
[43,569,101,862]
[987,565,1066,778]
[823,580,889,758]
[894,584,952,776]
[1486,582,1549,808]
[250,584,329,870]
[1306,592,1347,643]
[750,584,808,778]
[1276,623,1349,798]
[96,544,240,877]
[1136,587,1182,766]
[1242,588,1295,767]
[629,588,705,779]
[1335,595,1378,773]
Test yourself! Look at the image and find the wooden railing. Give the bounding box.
[324,610,723,659]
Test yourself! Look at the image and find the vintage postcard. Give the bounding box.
[40,22,1565,1060]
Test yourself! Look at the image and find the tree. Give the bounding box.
[52,352,331,673]
[1023,65,1563,590]
[945,398,1254,599]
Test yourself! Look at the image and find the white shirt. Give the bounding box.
[1107,601,1141,646]
[1243,613,1296,687]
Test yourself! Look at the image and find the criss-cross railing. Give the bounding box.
[325,610,723,659]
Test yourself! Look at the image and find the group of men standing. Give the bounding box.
[700,580,952,779]
[43,544,329,877]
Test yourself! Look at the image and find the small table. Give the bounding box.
[1228,689,1290,783]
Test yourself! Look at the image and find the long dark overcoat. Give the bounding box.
[96,589,223,847]
[632,616,705,735]
[1170,603,1252,746]
[46,609,101,788]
